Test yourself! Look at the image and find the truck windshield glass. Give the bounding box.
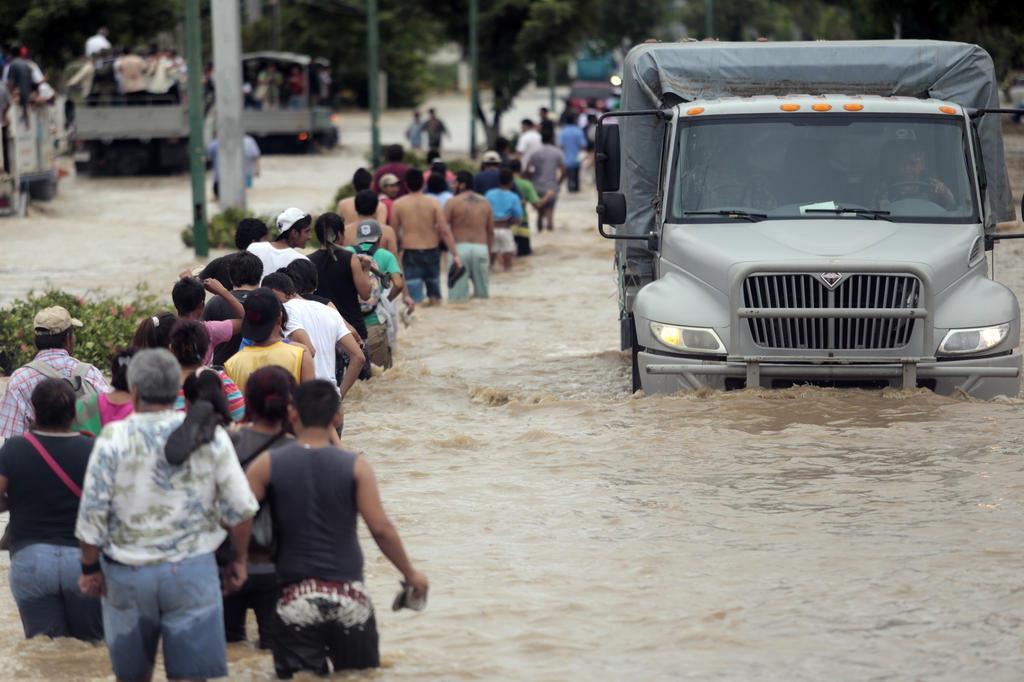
[669,115,978,223]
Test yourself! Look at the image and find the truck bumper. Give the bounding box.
[637,350,1022,399]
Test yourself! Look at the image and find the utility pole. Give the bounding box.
[184,0,207,257]
[548,56,556,112]
[705,0,714,38]
[272,0,282,51]
[469,0,479,158]
[212,0,246,211]
[367,0,381,167]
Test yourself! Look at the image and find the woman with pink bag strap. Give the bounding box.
[0,378,103,641]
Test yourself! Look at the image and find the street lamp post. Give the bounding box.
[469,0,479,158]
[367,0,381,167]
[705,0,714,38]
[184,0,207,257]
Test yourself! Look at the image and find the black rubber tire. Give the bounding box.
[28,178,57,201]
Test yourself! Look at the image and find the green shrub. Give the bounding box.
[0,288,165,375]
[182,208,273,249]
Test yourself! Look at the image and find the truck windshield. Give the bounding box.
[669,114,978,223]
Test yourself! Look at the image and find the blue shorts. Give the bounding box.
[101,552,228,680]
[402,248,441,302]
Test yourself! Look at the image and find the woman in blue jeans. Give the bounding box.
[0,378,103,641]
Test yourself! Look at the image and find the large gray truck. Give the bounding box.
[595,40,1024,398]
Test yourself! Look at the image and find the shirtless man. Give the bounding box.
[343,190,399,253]
[337,168,388,225]
[445,171,494,301]
[391,168,461,305]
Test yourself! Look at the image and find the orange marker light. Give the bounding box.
[938,105,957,115]
[843,103,864,111]
[780,103,800,112]
[686,107,705,116]
[811,103,832,112]
[298,132,310,141]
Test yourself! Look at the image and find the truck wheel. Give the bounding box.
[28,178,57,201]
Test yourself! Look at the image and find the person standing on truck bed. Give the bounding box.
[115,47,148,104]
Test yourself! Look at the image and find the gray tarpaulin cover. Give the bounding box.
[618,40,1013,240]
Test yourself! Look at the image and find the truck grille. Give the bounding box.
[742,274,921,350]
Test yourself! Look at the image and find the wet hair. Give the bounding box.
[405,168,424,192]
[499,167,514,187]
[34,329,71,351]
[31,378,77,430]
[229,251,263,287]
[508,159,523,173]
[172,277,205,316]
[427,172,448,195]
[235,218,269,251]
[294,379,341,428]
[169,319,211,368]
[183,370,231,425]
[456,170,474,191]
[354,189,379,217]
[385,144,404,162]
[314,212,344,247]
[352,168,373,192]
[109,348,136,392]
[244,365,297,423]
[128,348,182,405]
[263,272,297,298]
[131,312,177,349]
[199,256,233,290]
[541,128,555,145]
[284,258,318,295]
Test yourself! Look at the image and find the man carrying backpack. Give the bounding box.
[348,220,404,370]
[0,306,109,440]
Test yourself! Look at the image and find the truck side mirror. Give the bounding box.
[595,122,621,193]
[597,191,627,225]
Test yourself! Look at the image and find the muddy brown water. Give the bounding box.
[2,152,1024,679]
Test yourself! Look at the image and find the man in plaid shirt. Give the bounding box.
[0,306,109,439]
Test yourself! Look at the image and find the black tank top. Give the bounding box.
[270,443,364,585]
[309,249,368,339]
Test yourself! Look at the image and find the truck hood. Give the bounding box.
[661,220,980,294]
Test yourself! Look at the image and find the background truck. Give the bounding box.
[73,98,188,175]
[595,40,1024,398]
[1,100,64,215]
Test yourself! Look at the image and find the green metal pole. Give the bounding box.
[367,0,381,167]
[705,0,714,38]
[469,0,478,158]
[185,0,208,257]
[548,56,556,112]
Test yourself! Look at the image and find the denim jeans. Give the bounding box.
[9,543,103,641]
[101,552,227,680]
[402,248,441,302]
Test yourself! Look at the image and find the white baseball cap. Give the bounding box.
[276,207,311,235]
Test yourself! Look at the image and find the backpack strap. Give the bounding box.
[25,359,64,381]
[23,432,83,498]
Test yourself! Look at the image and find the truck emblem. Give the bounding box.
[820,272,843,288]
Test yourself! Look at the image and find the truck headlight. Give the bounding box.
[938,323,1010,355]
[650,322,726,354]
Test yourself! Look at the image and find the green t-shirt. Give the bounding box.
[347,243,402,326]
[512,177,539,236]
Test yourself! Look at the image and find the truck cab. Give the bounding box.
[597,41,1023,398]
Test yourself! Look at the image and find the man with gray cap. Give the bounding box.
[76,348,258,682]
[246,207,311,283]
[0,306,109,440]
[348,218,404,369]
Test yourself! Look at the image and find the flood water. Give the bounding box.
[2,136,1024,679]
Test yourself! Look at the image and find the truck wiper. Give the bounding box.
[683,210,767,222]
[804,207,894,222]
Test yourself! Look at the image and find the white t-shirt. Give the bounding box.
[85,34,112,57]
[247,241,309,283]
[516,129,542,157]
[282,298,349,383]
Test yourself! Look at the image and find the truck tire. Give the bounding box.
[28,177,57,201]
